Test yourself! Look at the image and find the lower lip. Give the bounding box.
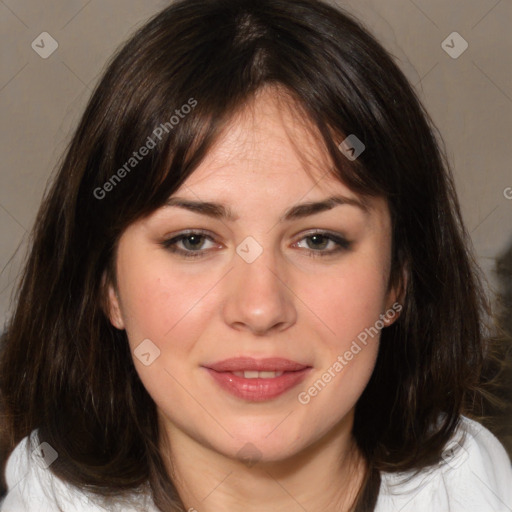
[204,368,311,401]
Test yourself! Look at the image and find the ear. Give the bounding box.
[383,264,408,327]
[102,271,125,330]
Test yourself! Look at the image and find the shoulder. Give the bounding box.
[375,415,512,512]
[0,430,159,512]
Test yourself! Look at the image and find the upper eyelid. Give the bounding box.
[164,228,347,240]
[163,230,216,246]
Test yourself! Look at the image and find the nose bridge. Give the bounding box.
[221,236,297,335]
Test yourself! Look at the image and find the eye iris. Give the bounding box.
[307,234,328,250]
[183,235,204,250]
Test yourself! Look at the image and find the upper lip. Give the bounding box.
[203,357,310,372]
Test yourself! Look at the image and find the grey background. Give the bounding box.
[0,0,511,330]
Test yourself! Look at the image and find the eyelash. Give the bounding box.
[160,229,351,259]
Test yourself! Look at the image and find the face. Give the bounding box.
[106,87,401,465]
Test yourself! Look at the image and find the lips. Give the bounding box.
[204,357,309,372]
[202,357,312,401]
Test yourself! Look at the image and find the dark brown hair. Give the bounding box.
[0,0,510,510]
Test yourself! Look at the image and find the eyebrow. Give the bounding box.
[164,195,370,222]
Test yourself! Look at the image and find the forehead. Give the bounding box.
[179,87,349,197]
[163,86,389,226]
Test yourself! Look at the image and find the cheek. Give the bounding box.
[119,273,175,346]
[309,259,390,345]
[116,249,196,339]
[115,259,217,410]
[295,264,387,432]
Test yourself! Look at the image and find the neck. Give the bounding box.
[158,412,367,512]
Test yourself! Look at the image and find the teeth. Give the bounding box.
[232,371,284,379]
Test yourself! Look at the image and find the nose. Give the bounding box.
[221,244,297,336]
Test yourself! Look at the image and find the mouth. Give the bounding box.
[231,370,285,378]
[202,357,312,402]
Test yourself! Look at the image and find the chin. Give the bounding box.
[217,424,310,464]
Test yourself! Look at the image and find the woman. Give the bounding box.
[0,0,510,510]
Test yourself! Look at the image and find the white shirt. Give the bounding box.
[1,416,511,511]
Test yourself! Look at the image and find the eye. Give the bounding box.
[292,231,351,257]
[160,230,219,259]
[160,229,351,260]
